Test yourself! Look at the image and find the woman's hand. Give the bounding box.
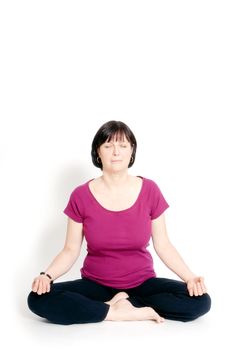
[187,276,207,297]
[32,275,52,295]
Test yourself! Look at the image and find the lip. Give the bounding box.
[111,160,122,162]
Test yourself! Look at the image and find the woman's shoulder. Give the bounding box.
[140,176,165,196]
[140,176,158,187]
[68,179,92,197]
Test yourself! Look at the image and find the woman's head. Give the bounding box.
[91,120,137,171]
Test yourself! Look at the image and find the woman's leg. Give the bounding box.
[27,277,113,325]
[126,277,211,322]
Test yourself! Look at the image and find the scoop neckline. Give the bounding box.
[87,176,145,213]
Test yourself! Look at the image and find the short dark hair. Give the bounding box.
[91,120,137,170]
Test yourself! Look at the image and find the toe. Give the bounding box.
[119,292,129,298]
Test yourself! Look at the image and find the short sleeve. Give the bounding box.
[63,189,84,223]
[150,181,169,220]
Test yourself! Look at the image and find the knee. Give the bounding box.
[27,291,73,325]
[27,291,43,316]
[27,291,36,311]
[185,293,211,322]
[196,293,211,317]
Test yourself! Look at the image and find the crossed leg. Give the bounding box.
[104,291,164,323]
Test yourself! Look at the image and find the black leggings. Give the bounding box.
[27,277,211,325]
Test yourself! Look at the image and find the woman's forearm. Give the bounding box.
[155,243,196,283]
[43,248,79,281]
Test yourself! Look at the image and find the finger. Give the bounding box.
[40,280,45,294]
[32,279,36,291]
[193,283,198,296]
[37,280,43,295]
[46,281,51,293]
[187,283,194,297]
[42,279,48,294]
[197,282,203,296]
[200,279,207,293]
[32,279,39,293]
[201,282,207,293]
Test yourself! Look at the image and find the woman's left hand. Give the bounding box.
[187,276,207,297]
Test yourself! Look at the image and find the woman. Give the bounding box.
[27,120,211,325]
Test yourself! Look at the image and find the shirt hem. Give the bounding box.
[81,272,156,289]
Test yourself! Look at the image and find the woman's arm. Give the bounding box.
[151,213,207,296]
[32,218,84,294]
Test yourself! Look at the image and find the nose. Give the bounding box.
[113,145,120,155]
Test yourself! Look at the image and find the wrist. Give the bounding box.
[40,271,53,282]
[183,273,197,283]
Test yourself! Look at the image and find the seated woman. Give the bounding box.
[27,120,211,325]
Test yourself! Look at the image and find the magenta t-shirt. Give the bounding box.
[63,176,169,289]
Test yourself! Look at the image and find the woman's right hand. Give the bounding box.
[32,275,52,295]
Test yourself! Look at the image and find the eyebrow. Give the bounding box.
[105,140,128,144]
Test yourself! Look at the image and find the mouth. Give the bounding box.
[111,160,122,163]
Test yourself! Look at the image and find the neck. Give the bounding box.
[100,171,131,190]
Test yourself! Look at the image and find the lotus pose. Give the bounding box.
[27,120,211,325]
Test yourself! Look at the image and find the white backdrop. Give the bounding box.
[1,1,231,349]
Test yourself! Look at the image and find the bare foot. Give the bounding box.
[104,292,129,306]
[105,298,164,323]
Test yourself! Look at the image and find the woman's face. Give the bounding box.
[98,134,133,172]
